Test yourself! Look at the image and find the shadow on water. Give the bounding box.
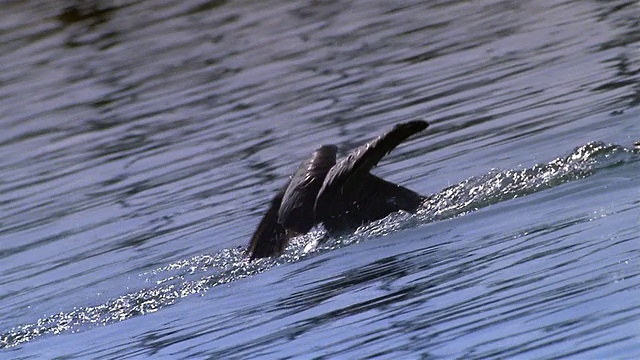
[1,140,638,349]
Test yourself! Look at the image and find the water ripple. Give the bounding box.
[2,140,636,349]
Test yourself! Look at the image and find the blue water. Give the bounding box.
[1,0,639,359]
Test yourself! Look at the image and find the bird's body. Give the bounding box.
[246,120,429,259]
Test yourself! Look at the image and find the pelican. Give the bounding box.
[247,120,429,259]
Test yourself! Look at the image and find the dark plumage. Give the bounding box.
[246,120,429,259]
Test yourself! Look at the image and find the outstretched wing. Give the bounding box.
[314,120,428,226]
[315,175,426,231]
[278,145,337,234]
[246,145,338,259]
[246,183,290,259]
[353,174,425,222]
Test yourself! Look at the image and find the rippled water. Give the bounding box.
[1,0,639,358]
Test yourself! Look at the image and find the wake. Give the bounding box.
[2,141,637,349]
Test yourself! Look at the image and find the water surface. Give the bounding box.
[1,0,639,358]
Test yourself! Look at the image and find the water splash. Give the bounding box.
[418,141,636,221]
[0,232,326,349]
[1,141,637,349]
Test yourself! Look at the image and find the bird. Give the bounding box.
[246,120,429,259]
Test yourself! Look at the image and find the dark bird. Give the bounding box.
[246,120,429,259]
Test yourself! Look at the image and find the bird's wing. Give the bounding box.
[315,120,428,220]
[351,174,425,223]
[278,145,337,234]
[316,175,426,232]
[246,183,290,259]
[246,145,337,259]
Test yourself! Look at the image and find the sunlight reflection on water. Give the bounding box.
[1,0,640,358]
